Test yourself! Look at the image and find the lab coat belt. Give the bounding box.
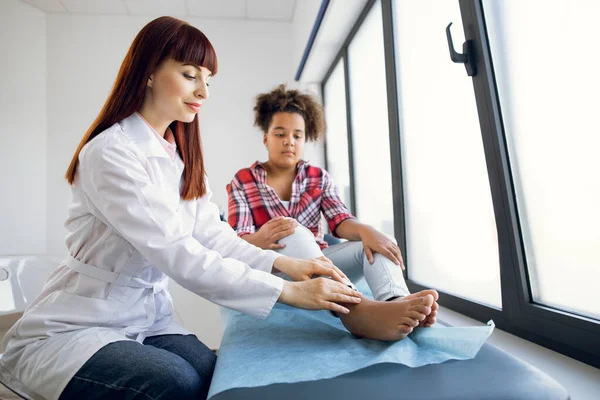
[64,254,174,335]
[65,254,161,289]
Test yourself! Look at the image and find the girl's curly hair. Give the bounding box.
[254,84,326,142]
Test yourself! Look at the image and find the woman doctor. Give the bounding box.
[0,16,361,400]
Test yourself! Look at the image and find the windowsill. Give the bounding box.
[438,306,600,400]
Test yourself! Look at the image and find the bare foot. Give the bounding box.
[339,295,434,341]
[396,290,439,327]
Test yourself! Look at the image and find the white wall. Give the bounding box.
[0,0,47,255]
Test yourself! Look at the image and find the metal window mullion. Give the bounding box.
[321,80,330,173]
[343,54,358,217]
[458,0,524,318]
[381,0,408,277]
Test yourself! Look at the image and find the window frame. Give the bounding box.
[322,56,356,216]
[320,0,600,368]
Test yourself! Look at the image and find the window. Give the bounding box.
[347,0,395,236]
[483,0,600,320]
[392,0,501,308]
[318,0,600,367]
[323,59,353,211]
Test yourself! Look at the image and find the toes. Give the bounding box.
[421,314,437,327]
[408,289,439,302]
[398,324,414,335]
[421,294,434,307]
[425,290,439,302]
[405,295,434,309]
[400,317,420,328]
[408,311,426,321]
[409,304,432,315]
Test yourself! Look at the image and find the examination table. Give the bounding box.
[210,340,569,400]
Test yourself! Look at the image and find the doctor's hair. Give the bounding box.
[65,16,218,200]
[254,84,326,142]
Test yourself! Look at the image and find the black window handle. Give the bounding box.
[446,22,477,77]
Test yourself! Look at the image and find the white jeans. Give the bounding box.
[276,226,410,301]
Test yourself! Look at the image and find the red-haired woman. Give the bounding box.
[228,85,440,342]
[0,17,361,400]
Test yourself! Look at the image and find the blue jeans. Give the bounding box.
[59,334,216,400]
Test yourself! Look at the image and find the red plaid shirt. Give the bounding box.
[227,160,355,249]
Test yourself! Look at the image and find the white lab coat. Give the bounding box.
[0,113,284,400]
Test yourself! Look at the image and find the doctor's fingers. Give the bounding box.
[327,293,363,305]
[319,278,361,300]
[330,264,348,281]
[324,302,351,315]
[316,255,333,264]
[318,298,358,315]
[312,263,347,284]
[329,264,349,282]
[320,286,363,315]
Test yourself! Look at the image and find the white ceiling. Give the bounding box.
[19,0,298,21]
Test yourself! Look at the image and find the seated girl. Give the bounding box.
[226,85,439,341]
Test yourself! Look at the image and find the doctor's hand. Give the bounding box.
[359,226,405,270]
[273,255,348,283]
[278,278,362,315]
[245,217,298,250]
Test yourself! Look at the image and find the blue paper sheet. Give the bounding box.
[208,280,494,399]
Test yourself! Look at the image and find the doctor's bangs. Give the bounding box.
[168,24,218,77]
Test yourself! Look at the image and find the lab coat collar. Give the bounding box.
[119,113,172,159]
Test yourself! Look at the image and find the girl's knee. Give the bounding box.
[278,225,316,245]
[277,225,323,259]
[290,225,315,240]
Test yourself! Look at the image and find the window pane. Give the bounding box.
[323,59,352,211]
[484,0,600,319]
[347,0,394,236]
[393,0,502,308]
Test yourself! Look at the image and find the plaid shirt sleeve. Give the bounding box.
[320,169,355,237]
[227,174,256,237]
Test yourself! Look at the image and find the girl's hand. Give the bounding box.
[278,279,362,315]
[274,255,349,283]
[252,216,298,249]
[359,226,405,269]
